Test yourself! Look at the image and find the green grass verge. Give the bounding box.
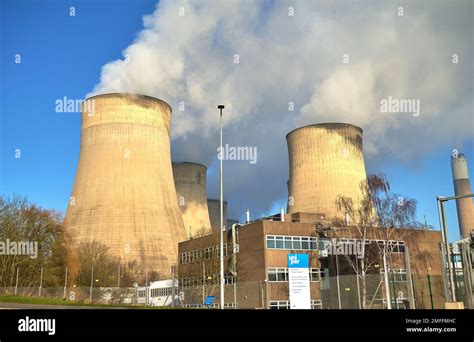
[0,294,180,309]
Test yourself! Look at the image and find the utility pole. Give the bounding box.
[218,104,225,310]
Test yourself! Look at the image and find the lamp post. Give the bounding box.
[218,104,225,309]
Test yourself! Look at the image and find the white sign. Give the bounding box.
[288,254,311,309]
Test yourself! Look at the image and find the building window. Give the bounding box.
[275,236,284,249]
[270,300,322,309]
[269,301,290,309]
[268,267,324,282]
[268,267,288,282]
[266,235,319,251]
[309,268,322,282]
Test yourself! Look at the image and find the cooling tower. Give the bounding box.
[172,162,212,238]
[451,152,474,238]
[64,93,186,274]
[286,123,368,220]
[208,199,227,231]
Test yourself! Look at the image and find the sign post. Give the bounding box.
[288,254,311,309]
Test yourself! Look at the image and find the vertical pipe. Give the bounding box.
[202,262,205,304]
[440,199,456,301]
[439,243,451,302]
[404,248,416,309]
[383,248,392,309]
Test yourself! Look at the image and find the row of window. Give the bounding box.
[182,303,237,309]
[179,275,235,289]
[179,244,234,264]
[266,235,406,253]
[150,287,173,298]
[267,267,328,283]
[266,235,320,251]
[269,300,322,309]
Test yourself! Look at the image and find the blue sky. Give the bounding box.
[1,0,473,242]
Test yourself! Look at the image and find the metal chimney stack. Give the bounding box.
[451,151,474,238]
[173,162,212,238]
[64,93,187,274]
[286,123,369,221]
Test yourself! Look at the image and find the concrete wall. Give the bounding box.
[286,123,369,221]
[64,93,186,275]
[173,162,212,238]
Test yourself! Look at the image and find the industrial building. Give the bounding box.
[173,162,213,238]
[177,122,445,309]
[177,214,445,309]
[64,93,187,275]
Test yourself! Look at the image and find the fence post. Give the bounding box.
[14,267,19,296]
[38,267,43,296]
[89,266,94,302]
[404,248,416,309]
[63,267,68,299]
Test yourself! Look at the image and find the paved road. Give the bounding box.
[0,302,130,309]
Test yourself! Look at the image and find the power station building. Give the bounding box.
[64,93,187,275]
[286,123,369,221]
[173,162,213,238]
[177,216,445,309]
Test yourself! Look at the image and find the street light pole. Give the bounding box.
[218,104,225,310]
[437,196,457,302]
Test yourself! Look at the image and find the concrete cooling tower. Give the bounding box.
[286,123,369,221]
[451,152,474,238]
[64,93,186,275]
[172,162,212,238]
[208,199,227,231]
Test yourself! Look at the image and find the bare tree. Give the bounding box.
[333,174,426,308]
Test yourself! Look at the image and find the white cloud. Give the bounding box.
[89,0,473,219]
